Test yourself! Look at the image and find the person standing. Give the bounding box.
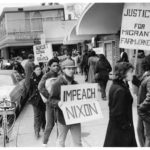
[88,51,99,83]
[28,65,46,139]
[24,54,35,95]
[38,58,59,146]
[104,62,137,147]
[137,54,150,147]
[48,59,82,147]
[95,54,112,100]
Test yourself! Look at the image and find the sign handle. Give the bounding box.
[133,49,138,75]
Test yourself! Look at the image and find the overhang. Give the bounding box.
[76,3,124,35]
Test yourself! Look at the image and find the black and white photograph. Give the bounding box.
[0,0,150,147]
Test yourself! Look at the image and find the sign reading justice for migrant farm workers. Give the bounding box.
[33,43,53,63]
[60,83,103,125]
[120,3,150,51]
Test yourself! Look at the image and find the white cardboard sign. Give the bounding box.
[33,43,53,63]
[119,3,150,51]
[60,83,103,125]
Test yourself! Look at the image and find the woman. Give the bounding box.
[104,62,137,147]
[28,65,46,139]
[88,51,99,83]
[95,54,112,100]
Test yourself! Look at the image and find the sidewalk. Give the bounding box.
[2,74,139,147]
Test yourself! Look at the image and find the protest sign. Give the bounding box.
[119,3,150,51]
[33,43,53,63]
[60,83,103,125]
[93,47,104,55]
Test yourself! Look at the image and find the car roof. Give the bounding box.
[0,70,17,75]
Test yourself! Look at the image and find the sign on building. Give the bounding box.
[93,47,104,55]
[60,83,103,125]
[33,43,53,63]
[119,3,150,50]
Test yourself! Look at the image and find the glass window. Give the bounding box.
[0,75,14,86]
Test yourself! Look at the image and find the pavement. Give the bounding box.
[0,74,139,147]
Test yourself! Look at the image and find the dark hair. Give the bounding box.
[99,54,106,61]
[47,58,59,67]
[114,62,134,80]
[90,51,96,57]
[142,54,150,71]
[121,52,129,62]
[33,65,40,70]
[28,54,34,59]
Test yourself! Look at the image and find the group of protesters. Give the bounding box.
[9,47,150,147]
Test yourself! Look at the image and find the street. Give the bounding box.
[0,74,139,147]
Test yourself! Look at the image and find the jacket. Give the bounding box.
[38,70,58,99]
[138,73,150,124]
[48,75,77,125]
[104,79,137,147]
[95,59,112,82]
[28,72,45,110]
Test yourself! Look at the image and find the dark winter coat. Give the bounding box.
[48,75,77,125]
[95,59,112,82]
[138,73,150,124]
[28,72,45,110]
[104,79,137,147]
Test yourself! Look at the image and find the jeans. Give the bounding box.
[137,117,145,147]
[43,103,55,144]
[143,121,150,147]
[56,122,82,147]
[33,105,46,134]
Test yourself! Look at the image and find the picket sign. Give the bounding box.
[60,83,103,125]
[119,3,150,51]
[33,43,53,63]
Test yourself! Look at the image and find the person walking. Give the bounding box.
[95,54,112,100]
[38,58,59,146]
[88,51,99,83]
[137,54,150,147]
[28,65,46,139]
[104,62,137,147]
[24,54,35,95]
[48,59,82,147]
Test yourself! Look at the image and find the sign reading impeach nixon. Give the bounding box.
[60,83,103,125]
[120,3,150,50]
[33,43,53,63]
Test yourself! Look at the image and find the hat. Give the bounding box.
[61,59,76,69]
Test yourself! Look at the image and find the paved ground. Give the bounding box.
[0,74,139,147]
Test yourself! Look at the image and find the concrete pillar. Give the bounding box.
[1,47,9,59]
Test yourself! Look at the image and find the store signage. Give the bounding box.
[120,3,150,50]
[60,83,103,125]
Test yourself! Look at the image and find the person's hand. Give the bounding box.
[58,101,63,108]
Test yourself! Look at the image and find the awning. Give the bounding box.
[76,3,124,35]
[63,24,95,45]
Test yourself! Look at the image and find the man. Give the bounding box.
[137,54,150,147]
[48,59,82,147]
[24,54,35,94]
[38,58,59,146]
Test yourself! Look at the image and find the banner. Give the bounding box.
[33,43,53,63]
[119,3,150,51]
[60,83,103,125]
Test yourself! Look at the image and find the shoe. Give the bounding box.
[42,144,47,147]
[102,97,107,101]
[35,131,40,139]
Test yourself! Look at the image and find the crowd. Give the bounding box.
[1,48,150,147]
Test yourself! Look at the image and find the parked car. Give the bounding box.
[0,70,27,115]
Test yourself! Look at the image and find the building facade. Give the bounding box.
[0,4,70,59]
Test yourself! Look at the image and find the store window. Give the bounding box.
[31,11,43,32]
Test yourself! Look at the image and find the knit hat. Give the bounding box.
[61,59,76,69]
